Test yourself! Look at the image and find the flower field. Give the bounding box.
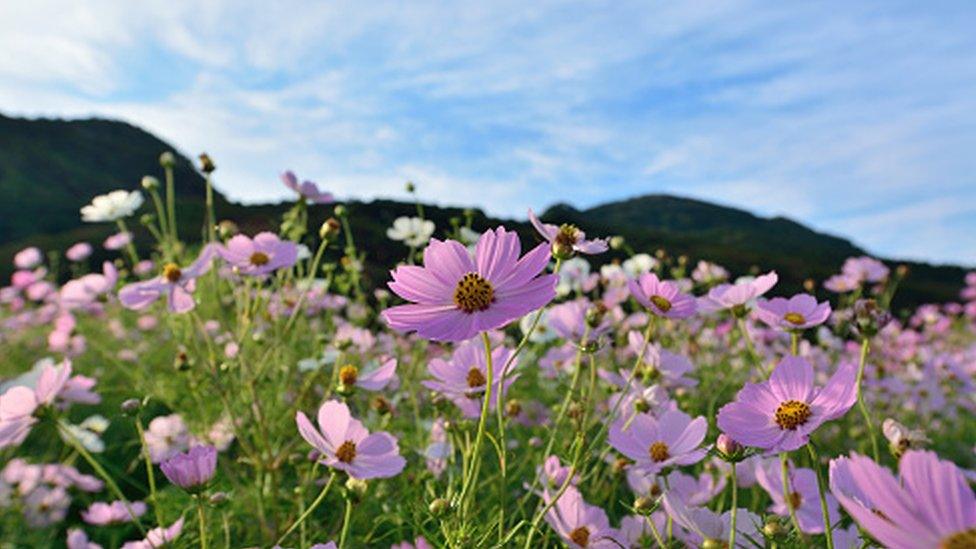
[1,160,974,549]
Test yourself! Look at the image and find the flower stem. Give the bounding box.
[806,443,835,549]
[779,452,805,541]
[457,332,495,522]
[737,317,769,378]
[164,164,178,249]
[134,416,164,527]
[196,496,209,549]
[275,471,337,546]
[855,338,880,461]
[338,498,353,549]
[790,332,799,356]
[729,463,738,548]
[115,219,140,268]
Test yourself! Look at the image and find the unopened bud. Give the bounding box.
[344,477,368,502]
[853,298,892,338]
[763,517,786,537]
[428,498,450,517]
[139,213,156,226]
[505,399,522,418]
[716,434,742,458]
[803,278,816,293]
[609,235,625,250]
[174,350,190,371]
[141,176,160,191]
[159,151,176,168]
[120,398,142,415]
[370,396,392,415]
[702,539,724,549]
[585,303,607,328]
[634,496,655,515]
[405,181,416,193]
[198,153,216,174]
[319,217,341,240]
[217,220,239,239]
[208,492,229,506]
[654,248,667,260]
[333,204,347,217]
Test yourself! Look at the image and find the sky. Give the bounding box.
[1,1,975,265]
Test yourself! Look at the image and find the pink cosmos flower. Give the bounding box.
[281,170,335,203]
[118,245,216,313]
[67,529,102,549]
[60,262,118,309]
[390,537,433,549]
[81,500,147,525]
[527,208,608,255]
[103,231,132,251]
[841,256,889,283]
[544,485,621,548]
[538,455,580,489]
[422,338,517,418]
[608,409,708,475]
[217,232,298,276]
[383,227,557,341]
[337,358,398,392]
[0,360,95,448]
[716,356,856,452]
[824,273,860,293]
[756,293,831,331]
[829,451,976,549]
[619,514,667,548]
[548,299,611,341]
[120,517,184,549]
[699,271,778,312]
[662,492,763,548]
[756,459,839,534]
[14,247,43,269]
[296,400,406,479]
[66,242,93,262]
[627,273,697,319]
[144,414,190,463]
[424,418,450,478]
[160,445,217,491]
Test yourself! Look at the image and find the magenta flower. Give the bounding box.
[281,170,334,204]
[829,451,976,549]
[544,485,621,548]
[14,247,43,269]
[81,500,147,525]
[700,271,778,312]
[103,231,132,251]
[609,409,708,475]
[662,492,763,548]
[756,294,831,331]
[383,227,557,341]
[627,273,697,319]
[337,358,398,392]
[841,256,889,283]
[160,445,217,492]
[120,517,184,549]
[296,400,405,479]
[756,459,839,534]
[66,242,93,262]
[527,208,608,255]
[423,338,517,418]
[717,356,856,452]
[217,232,298,276]
[118,244,216,313]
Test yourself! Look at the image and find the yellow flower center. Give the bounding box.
[162,263,182,283]
[453,273,494,313]
[555,224,580,247]
[569,526,590,547]
[650,295,672,312]
[249,251,270,266]
[336,440,357,463]
[784,312,807,325]
[775,400,812,430]
[466,367,486,389]
[648,441,670,462]
[339,365,358,386]
[940,529,976,549]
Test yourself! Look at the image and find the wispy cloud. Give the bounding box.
[1,1,974,264]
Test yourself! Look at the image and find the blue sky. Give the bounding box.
[1,1,974,264]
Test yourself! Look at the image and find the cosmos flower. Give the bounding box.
[120,517,184,549]
[662,492,763,548]
[0,360,95,449]
[756,294,831,331]
[336,358,398,392]
[103,231,132,251]
[699,271,778,313]
[390,537,433,549]
[622,254,658,277]
[118,244,216,313]
[281,170,334,203]
[65,242,93,262]
[829,451,976,549]
[60,262,118,309]
[144,414,190,463]
[295,399,405,479]
[81,190,144,222]
[14,247,42,269]
[387,216,436,248]
[627,273,697,319]
[881,418,929,457]
[716,356,857,452]
[67,529,102,549]
[383,227,557,341]
[527,208,608,255]
[841,256,889,283]
[548,298,610,341]
[81,500,147,525]
[608,409,708,475]
[423,338,517,418]
[544,485,621,548]
[160,445,217,492]
[756,459,839,534]
[217,232,299,276]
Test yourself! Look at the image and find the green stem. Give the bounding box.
[196,496,209,549]
[806,444,835,549]
[737,317,769,378]
[790,332,799,356]
[779,453,805,542]
[275,471,337,546]
[458,332,495,522]
[135,417,164,527]
[729,463,738,548]
[165,165,179,249]
[338,498,353,549]
[204,173,215,243]
[115,219,140,267]
[855,338,880,461]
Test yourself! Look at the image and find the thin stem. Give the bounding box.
[458,332,495,522]
[338,498,353,549]
[736,317,769,378]
[790,332,799,356]
[855,338,880,461]
[165,164,178,249]
[196,496,209,549]
[275,471,337,546]
[135,417,164,527]
[806,444,835,549]
[204,173,216,243]
[729,463,738,548]
[522,435,583,549]
[59,420,147,536]
[779,453,805,542]
[115,219,140,267]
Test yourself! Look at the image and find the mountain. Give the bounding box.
[0,113,968,308]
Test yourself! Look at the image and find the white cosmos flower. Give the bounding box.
[81,190,144,222]
[622,253,658,277]
[386,216,435,247]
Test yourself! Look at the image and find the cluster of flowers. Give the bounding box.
[1,166,974,548]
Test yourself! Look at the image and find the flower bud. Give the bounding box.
[504,399,522,418]
[763,516,786,538]
[217,220,239,239]
[585,303,607,329]
[319,217,341,240]
[716,434,743,459]
[344,477,368,502]
[405,181,416,193]
[333,204,347,217]
[370,396,392,415]
[633,496,655,515]
[159,151,176,168]
[120,398,142,415]
[702,539,725,549]
[609,235,625,250]
[208,491,229,507]
[140,213,155,226]
[198,153,216,174]
[428,498,450,517]
[141,176,160,191]
[852,298,892,338]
